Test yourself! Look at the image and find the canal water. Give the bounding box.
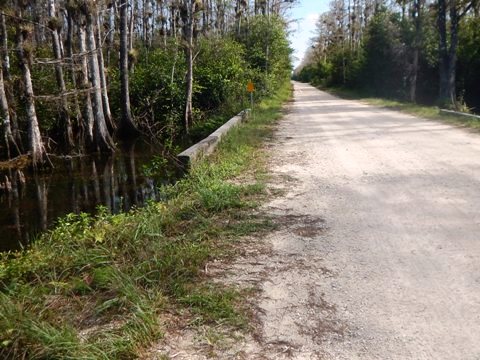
[0,141,182,252]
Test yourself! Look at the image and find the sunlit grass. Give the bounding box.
[0,81,292,359]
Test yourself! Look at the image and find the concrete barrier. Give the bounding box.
[440,109,480,120]
[178,109,250,168]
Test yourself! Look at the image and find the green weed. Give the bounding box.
[179,285,245,327]
[0,80,292,358]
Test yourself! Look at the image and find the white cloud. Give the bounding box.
[305,12,320,25]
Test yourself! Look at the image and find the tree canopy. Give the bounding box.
[293,0,480,112]
[0,0,294,168]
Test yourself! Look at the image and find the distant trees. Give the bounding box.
[294,0,480,112]
[437,0,477,107]
[0,0,295,167]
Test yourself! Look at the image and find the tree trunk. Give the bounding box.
[170,3,177,37]
[95,11,115,131]
[183,0,195,134]
[16,17,47,168]
[129,0,136,72]
[106,3,116,68]
[0,66,19,158]
[0,14,10,76]
[0,15,19,158]
[409,0,422,103]
[85,10,115,152]
[0,13,21,148]
[144,0,152,47]
[65,9,82,146]
[437,0,459,108]
[204,0,209,33]
[447,3,459,107]
[129,0,135,51]
[118,0,139,138]
[48,0,74,150]
[78,23,95,146]
[410,46,419,102]
[152,1,157,46]
[184,45,193,134]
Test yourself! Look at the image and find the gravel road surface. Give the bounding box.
[153,82,480,359]
[241,82,480,359]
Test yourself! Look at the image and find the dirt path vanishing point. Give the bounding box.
[154,82,480,359]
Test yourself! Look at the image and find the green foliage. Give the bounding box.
[109,42,187,140]
[197,180,243,212]
[353,8,407,97]
[29,45,81,136]
[328,46,364,88]
[107,23,291,143]
[142,155,169,177]
[179,285,245,326]
[294,61,333,86]
[296,3,479,112]
[458,16,480,112]
[237,15,292,96]
[0,11,292,160]
[295,8,410,98]
[188,114,226,142]
[0,298,105,360]
[194,37,247,115]
[0,81,292,358]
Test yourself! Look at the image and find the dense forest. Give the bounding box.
[0,2,294,358]
[0,0,293,168]
[293,0,480,113]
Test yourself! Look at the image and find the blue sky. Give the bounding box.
[288,1,330,68]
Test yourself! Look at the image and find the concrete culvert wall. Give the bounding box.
[177,109,251,169]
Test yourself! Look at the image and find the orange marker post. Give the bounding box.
[247,81,255,119]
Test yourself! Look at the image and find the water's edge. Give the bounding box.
[0,141,182,252]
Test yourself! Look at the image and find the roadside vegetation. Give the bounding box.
[292,0,479,114]
[0,80,292,359]
[0,0,295,168]
[0,1,296,255]
[0,0,295,356]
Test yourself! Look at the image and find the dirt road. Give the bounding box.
[231,82,480,359]
[155,82,480,359]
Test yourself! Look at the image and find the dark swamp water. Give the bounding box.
[0,141,183,252]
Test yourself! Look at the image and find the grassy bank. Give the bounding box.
[0,82,292,359]
[323,86,480,130]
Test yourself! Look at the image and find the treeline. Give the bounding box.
[0,0,293,167]
[293,0,480,113]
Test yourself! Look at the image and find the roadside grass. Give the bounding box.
[0,81,292,359]
[324,87,480,130]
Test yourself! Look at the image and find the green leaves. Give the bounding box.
[236,15,292,95]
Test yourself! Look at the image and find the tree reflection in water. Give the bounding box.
[0,141,180,251]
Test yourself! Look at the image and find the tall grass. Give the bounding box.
[0,81,292,359]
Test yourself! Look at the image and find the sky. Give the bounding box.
[287,0,330,69]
